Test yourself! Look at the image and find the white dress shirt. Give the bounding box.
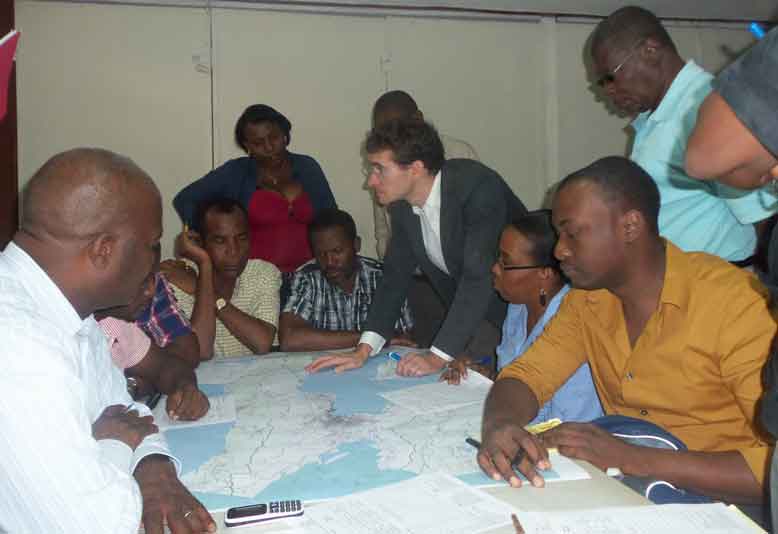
[360,172,453,362]
[0,243,179,534]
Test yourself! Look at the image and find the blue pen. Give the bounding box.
[387,351,403,362]
[750,22,766,40]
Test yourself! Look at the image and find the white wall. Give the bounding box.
[15,1,760,258]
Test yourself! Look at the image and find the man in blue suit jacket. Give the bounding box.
[307,119,526,377]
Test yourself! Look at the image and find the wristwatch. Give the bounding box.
[216,297,228,311]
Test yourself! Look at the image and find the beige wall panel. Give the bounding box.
[696,26,756,74]
[211,9,385,254]
[554,21,629,193]
[385,16,548,211]
[15,1,212,258]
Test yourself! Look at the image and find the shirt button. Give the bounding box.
[626,372,634,380]
[640,409,648,416]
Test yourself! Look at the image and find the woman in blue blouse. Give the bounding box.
[493,210,602,423]
[445,210,602,424]
[173,104,336,275]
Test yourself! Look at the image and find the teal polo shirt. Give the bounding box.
[631,61,777,261]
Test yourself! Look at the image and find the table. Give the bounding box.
[167,352,649,532]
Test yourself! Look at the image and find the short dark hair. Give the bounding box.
[591,6,676,56]
[364,118,445,175]
[558,156,660,234]
[373,90,419,121]
[234,104,292,152]
[194,196,248,240]
[308,208,357,244]
[507,209,560,272]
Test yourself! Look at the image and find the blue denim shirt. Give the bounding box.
[496,285,603,424]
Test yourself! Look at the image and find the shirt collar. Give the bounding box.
[3,241,85,336]
[633,60,703,126]
[582,239,686,309]
[411,170,442,216]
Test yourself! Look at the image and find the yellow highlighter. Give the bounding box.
[524,418,562,435]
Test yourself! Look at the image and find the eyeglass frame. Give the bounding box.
[596,40,644,88]
[362,160,411,180]
[495,260,551,272]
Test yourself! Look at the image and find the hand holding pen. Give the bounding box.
[439,356,493,385]
[473,421,551,489]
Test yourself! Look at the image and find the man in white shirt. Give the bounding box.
[0,148,216,533]
[307,119,525,377]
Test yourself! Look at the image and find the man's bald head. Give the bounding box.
[21,148,160,243]
[372,90,422,128]
[591,6,676,57]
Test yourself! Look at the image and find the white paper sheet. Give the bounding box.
[291,473,518,534]
[515,503,764,533]
[151,393,236,431]
[378,376,490,414]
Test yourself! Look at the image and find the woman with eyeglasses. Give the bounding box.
[173,104,336,302]
[444,210,602,424]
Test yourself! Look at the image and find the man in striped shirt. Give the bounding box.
[279,208,414,352]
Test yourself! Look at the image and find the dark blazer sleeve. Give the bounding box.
[432,172,510,356]
[292,153,337,214]
[173,158,254,226]
[364,203,418,339]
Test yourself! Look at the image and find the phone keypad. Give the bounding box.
[269,500,301,514]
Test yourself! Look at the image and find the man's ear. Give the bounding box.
[354,236,362,254]
[86,233,117,271]
[623,210,643,243]
[410,160,427,177]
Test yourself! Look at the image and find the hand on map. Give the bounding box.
[396,351,447,377]
[439,358,493,385]
[540,422,632,473]
[91,404,158,450]
[135,455,216,534]
[166,382,210,421]
[478,421,550,488]
[305,344,371,374]
[388,334,417,348]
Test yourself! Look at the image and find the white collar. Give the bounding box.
[412,170,442,215]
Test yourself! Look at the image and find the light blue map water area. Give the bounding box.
[163,355,485,509]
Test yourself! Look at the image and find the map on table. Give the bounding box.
[163,351,588,511]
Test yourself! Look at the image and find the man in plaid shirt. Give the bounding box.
[279,209,414,352]
[135,272,201,367]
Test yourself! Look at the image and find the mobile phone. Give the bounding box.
[224,500,304,527]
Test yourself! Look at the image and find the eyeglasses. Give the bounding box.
[362,162,409,180]
[496,260,550,272]
[596,41,643,88]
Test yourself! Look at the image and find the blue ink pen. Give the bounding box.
[387,351,403,362]
[750,22,766,40]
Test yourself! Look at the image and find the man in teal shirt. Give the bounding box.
[590,6,776,262]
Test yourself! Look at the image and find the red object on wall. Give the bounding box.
[0,30,19,122]
[0,1,16,251]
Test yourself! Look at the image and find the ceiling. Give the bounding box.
[49,0,778,22]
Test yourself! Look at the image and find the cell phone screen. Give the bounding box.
[226,504,267,519]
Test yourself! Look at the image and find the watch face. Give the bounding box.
[216,298,227,310]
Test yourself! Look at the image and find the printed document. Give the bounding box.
[151,393,236,431]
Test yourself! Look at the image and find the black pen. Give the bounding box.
[146,391,163,410]
[465,437,525,467]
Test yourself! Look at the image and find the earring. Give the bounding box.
[539,288,547,307]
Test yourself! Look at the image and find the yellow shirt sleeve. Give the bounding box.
[497,290,589,409]
[716,278,775,485]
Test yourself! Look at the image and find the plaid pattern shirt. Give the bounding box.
[135,272,192,347]
[284,256,413,333]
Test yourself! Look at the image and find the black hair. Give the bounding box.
[308,208,357,244]
[558,156,660,234]
[591,6,677,56]
[364,118,445,176]
[194,196,248,240]
[234,104,292,152]
[507,209,560,272]
[372,90,419,120]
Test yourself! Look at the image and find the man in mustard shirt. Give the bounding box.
[478,156,775,506]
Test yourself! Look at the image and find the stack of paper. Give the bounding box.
[287,473,519,534]
[515,503,764,533]
[151,394,236,431]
